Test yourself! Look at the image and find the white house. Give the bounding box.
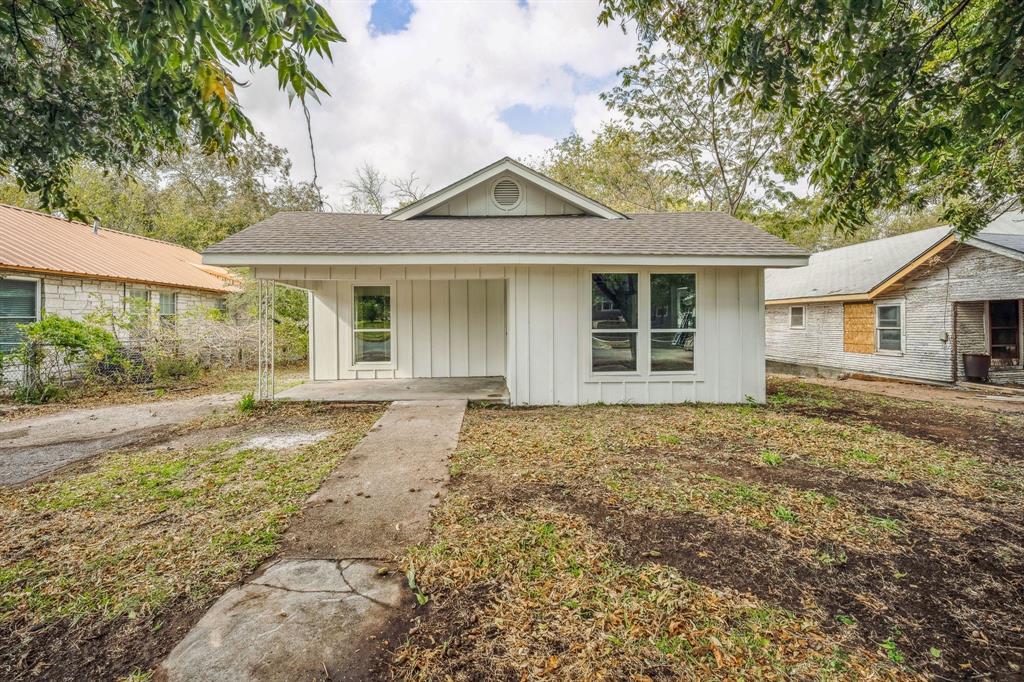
[765,212,1024,385]
[203,158,807,405]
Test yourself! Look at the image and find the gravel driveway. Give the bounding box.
[0,393,238,486]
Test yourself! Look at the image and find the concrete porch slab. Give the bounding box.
[275,376,508,403]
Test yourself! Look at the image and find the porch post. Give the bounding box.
[257,279,276,401]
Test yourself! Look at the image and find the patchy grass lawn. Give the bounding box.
[395,378,1024,680]
[0,401,382,681]
[0,365,308,423]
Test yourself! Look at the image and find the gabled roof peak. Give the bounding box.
[385,157,628,221]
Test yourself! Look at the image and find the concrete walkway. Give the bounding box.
[0,393,237,486]
[158,400,467,682]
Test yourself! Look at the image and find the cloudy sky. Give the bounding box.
[236,0,639,208]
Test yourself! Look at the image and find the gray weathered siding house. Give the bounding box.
[765,212,1024,385]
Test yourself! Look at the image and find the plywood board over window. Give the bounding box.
[844,303,875,353]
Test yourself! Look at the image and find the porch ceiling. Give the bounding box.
[275,377,509,403]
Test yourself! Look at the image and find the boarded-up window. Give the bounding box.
[844,303,875,354]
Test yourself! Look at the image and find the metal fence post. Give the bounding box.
[257,280,275,401]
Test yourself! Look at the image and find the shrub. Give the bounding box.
[9,316,139,402]
[151,355,202,383]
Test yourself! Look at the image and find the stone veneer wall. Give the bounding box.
[1,269,226,333]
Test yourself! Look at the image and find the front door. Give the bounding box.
[989,300,1021,366]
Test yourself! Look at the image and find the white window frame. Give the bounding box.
[789,305,805,330]
[0,275,41,353]
[589,271,640,376]
[585,268,700,381]
[874,300,904,355]
[649,273,698,376]
[351,283,395,368]
[159,291,177,322]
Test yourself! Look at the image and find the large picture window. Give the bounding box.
[875,303,903,352]
[591,273,638,372]
[650,273,696,372]
[354,285,392,364]
[0,277,39,353]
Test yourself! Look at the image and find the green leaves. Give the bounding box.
[0,0,344,211]
[598,0,1024,237]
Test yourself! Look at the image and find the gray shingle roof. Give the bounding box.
[972,232,1024,257]
[203,212,807,258]
[765,210,1024,301]
[765,227,951,301]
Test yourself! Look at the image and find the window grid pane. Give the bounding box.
[355,286,391,330]
[877,305,900,327]
[354,330,391,363]
[592,274,638,330]
[592,332,637,372]
[878,329,901,351]
[650,274,696,330]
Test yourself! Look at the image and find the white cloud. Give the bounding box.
[234,0,637,209]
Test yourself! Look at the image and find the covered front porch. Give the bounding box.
[274,376,509,403]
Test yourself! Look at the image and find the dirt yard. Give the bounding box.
[392,378,1024,680]
[0,401,383,682]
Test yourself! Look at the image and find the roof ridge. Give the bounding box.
[0,203,197,251]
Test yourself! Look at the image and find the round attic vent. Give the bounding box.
[492,178,521,209]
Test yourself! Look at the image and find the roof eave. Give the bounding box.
[0,263,237,294]
[203,252,809,268]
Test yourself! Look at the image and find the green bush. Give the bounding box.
[13,382,65,404]
[237,391,256,413]
[152,355,202,383]
[10,316,138,402]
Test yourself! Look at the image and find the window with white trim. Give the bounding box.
[875,303,903,352]
[353,285,392,364]
[159,292,177,325]
[789,305,805,329]
[0,277,39,353]
[591,273,638,372]
[650,273,696,372]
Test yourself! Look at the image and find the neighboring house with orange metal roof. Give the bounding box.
[0,204,239,352]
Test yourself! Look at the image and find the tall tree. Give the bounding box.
[0,0,343,213]
[603,44,786,215]
[343,163,430,213]
[539,123,688,213]
[344,162,388,214]
[391,172,430,208]
[598,0,1024,236]
[1,134,320,251]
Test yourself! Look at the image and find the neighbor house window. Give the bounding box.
[875,303,903,352]
[0,277,40,353]
[159,292,177,324]
[591,273,638,372]
[353,285,392,364]
[127,287,151,324]
[789,306,805,329]
[650,273,696,372]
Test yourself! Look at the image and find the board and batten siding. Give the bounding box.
[307,278,506,381]
[766,243,1024,383]
[285,263,768,405]
[505,265,766,405]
